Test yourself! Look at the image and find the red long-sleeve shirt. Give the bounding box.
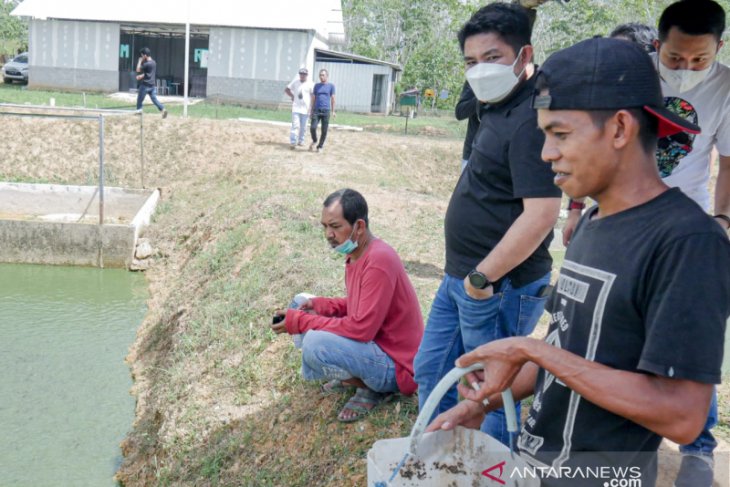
[285,238,424,395]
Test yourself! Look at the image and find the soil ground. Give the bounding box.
[0,111,727,486]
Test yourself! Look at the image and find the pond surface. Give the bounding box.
[0,263,146,486]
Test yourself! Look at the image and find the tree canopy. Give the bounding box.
[0,0,27,60]
[342,0,730,110]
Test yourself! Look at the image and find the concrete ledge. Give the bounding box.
[0,182,159,268]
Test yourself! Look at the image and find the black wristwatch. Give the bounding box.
[468,269,493,290]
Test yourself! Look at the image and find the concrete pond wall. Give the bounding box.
[0,182,159,268]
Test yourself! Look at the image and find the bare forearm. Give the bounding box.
[476,198,560,280]
[521,339,712,444]
[714,155,730,230]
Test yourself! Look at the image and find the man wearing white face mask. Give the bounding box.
[652,4,730,486]
[272,188,423,422]
[651,0,730,227]
[414,3,561,448]
[562,1,730,245]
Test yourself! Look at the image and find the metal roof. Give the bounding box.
[12,0,345,38]
[315,49,402,71]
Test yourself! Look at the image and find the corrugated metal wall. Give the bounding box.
[313,61,394,113]
[207,27,313,104]
[29,19,120,92]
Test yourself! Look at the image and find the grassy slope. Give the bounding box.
[112,125,457,486]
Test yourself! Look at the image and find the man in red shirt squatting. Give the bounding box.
[272,188,424,422]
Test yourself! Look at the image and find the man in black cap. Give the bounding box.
[136,47,167,118]
[428,37,729,486]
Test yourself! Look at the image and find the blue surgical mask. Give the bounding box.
[333,224,359,255]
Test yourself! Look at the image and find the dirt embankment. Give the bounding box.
[1,113,727,486]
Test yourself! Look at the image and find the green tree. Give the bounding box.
[0,0,27,60]
[343,0,479,109]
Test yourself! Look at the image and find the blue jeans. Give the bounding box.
[414,272,550,446]
[680,388,717,456]
[289,112,309,145]
[290,112,308,145]
[136,85,165,111]
[301,330,399,393]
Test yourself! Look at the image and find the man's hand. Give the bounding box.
[456,337,531,401]
[136,74,143,81]
[332,112,337,119]
[463,276,494,300]
[426,399,485,433]
[271,310,288,334]
[562,209,581,246]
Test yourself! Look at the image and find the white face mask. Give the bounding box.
[466,48,525,103]
[657,59,712,93]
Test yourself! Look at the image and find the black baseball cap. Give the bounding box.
[532,37,700,138]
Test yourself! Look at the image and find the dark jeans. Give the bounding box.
[136,85,165,111]
[310,109,330,148]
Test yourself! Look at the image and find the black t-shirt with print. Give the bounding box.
[444,75,561,286]
[518,189,730,486]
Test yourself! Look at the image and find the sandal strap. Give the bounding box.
[337,389,393,422]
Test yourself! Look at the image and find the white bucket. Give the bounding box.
[367,364,538,487]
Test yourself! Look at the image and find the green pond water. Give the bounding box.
[0,263,147,486]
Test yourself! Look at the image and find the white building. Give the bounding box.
[11,0,401,113]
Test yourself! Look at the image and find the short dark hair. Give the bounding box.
[323,188,369,227]
[588,109,658,155]
[140,47,151,56]
[457,2,532,55]
[658,0,726,42]
[610,23,658,53]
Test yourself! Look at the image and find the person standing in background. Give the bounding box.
[310,69,336,153]
[455,81,479,173]
[285,67,314,150]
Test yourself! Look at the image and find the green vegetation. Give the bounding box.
[0,83,468,139]
[0,0,26,60]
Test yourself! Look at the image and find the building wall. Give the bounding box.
[207,26,313,105]
[29,19,120,92]
[314,61,394,113]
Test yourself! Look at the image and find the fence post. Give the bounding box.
[140,112,145,188]
[98,114,105,268]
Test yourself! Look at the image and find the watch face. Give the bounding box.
[469,271,488,289]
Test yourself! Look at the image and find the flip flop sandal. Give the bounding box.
[337,388,394,423]
[320,379,352,396]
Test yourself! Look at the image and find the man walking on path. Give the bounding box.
[310,69,336,153]
[136,47,167,118]
[284,67,313,149]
